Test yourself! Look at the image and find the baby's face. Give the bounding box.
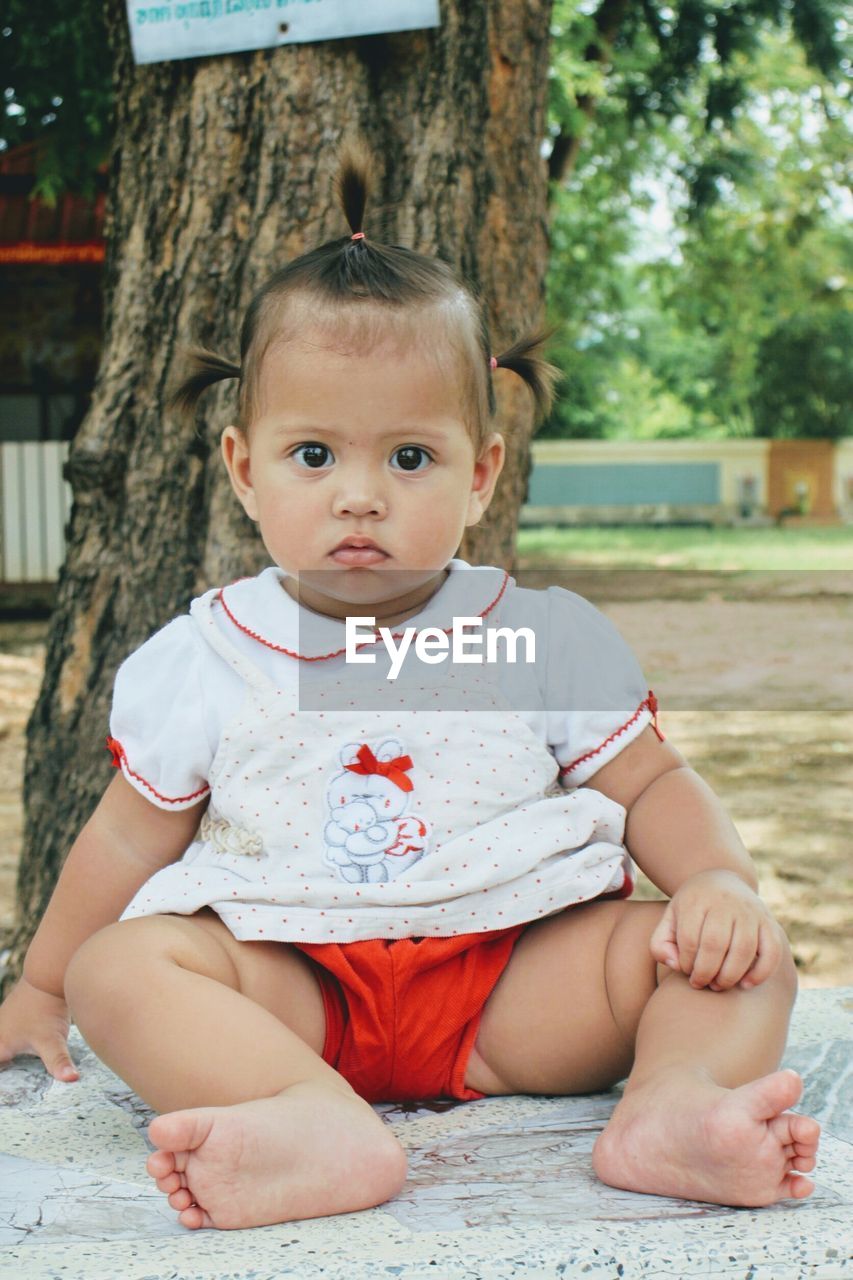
[221,333,504,623]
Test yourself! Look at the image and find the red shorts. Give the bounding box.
[292,925,527,1104]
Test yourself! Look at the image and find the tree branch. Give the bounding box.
[548,0,630,187]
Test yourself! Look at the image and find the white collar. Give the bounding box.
[216,559,511,661]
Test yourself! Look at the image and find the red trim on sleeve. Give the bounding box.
[558,690,664,779]
[646,689,665,742]
[105,737,210,806]
[216,571,510,661]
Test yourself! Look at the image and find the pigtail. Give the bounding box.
[493,327,563,423]
[328,138,436,301]
[336,137,374,239]
[168,347,241,420]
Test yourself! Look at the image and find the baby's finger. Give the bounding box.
[688,915,735,989]
[740,921,783,989]
[675,904,713,982]
[673,911,703,978]
[709,919,759,991]
[649,904,679,969]
[39,1040,79,1082]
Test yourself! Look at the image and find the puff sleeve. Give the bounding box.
[107,616,213,810]
[542,586,660,787]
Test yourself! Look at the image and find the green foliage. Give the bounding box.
[752,309,853,439]
[1,1,112,197]
[517,524,853,571]
[544,2,850,440]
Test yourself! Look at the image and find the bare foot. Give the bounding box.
[145,1080,408,1229]
[592,1067,821,1207]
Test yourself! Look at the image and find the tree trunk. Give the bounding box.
[4,0,554,986]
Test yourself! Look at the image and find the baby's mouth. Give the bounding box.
[330,538,390,567]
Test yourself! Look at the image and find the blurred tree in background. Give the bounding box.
[543,1,849,440]
[1,1,112,199]
[1,0,849,436]
[752,308,852,437]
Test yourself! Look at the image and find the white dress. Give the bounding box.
[109,560,658,942]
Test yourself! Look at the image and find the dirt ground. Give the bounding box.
[0,572,850,987]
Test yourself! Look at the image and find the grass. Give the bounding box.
[516,525,853,571]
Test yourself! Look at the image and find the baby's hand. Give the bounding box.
[649,869,785,992]
[0,976,79,1082]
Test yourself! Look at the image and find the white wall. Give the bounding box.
[0,442,72,583]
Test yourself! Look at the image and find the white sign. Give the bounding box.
[127,0,440,65]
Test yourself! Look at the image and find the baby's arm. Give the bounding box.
[582,726,784,992]
[0,774,207,1079]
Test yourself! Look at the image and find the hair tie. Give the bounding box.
[351,231,365,241]
[489,356,498,370]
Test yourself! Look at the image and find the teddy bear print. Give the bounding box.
[323,738,432,884]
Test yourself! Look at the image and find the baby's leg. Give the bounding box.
[64,911,406,1229]
[468,900,820,1207]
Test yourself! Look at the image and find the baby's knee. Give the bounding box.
[64,916,179,1021]
[602,900,668,1036]
[608,899,667,965]
[65,920,140,1016]
[772,924,799,1001]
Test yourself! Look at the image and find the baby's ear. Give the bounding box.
[465,432,505,527]
[221,425,258,521]
[375,738,404,761]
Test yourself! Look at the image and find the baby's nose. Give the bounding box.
[332,477,388,518]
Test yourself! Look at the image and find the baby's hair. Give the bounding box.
[169,138,561,449]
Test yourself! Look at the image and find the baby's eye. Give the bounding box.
[292,443,333,469]
[391,446,432,472]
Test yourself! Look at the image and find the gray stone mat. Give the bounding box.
[0,987,850,1279]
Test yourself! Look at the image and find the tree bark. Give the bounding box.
[4,0,554,986]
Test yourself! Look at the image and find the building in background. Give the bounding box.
[0,143,104,584]
[524,439,853,529]
[0,142,104,443]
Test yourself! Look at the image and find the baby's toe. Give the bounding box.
[791,1114,821,1150]
[783,1172,815,1200]
[770,1110,819,1152]
[168,1186,195,1212]
[146,1149,176,1178]
[178,1203,211,1231]
[155,1170,183,1194]
[791,1154,817,1173]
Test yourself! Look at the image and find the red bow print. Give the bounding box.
[344,743,414,793]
